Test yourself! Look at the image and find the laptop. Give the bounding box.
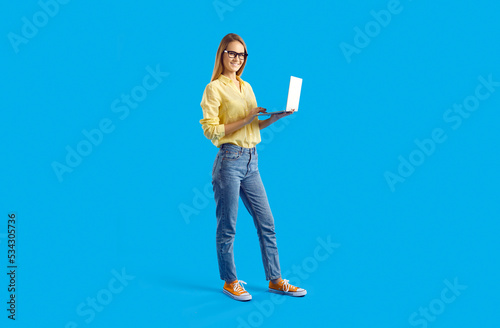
[256,76,303,116]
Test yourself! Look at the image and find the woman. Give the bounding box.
[200,33,306,301]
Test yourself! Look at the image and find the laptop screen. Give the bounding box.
[286,76,302,112]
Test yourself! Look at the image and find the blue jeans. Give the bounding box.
[212,143,281,282]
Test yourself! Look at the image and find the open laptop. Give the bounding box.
[256,76,303,116]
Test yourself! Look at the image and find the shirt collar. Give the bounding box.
[218,74,245,87]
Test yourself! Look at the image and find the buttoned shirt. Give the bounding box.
[200,74,260,148]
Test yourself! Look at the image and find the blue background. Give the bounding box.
[2,0,499,327]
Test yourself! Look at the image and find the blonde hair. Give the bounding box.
[210,33,248,82]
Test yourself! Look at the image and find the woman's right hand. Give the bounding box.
[245,107,267,124]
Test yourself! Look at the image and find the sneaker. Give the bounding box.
[268,279,307,297]
[223,280,252,301]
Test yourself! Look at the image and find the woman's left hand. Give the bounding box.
[271,109,296,121]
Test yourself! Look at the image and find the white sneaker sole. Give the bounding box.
[268,288,307,297]
[223,289,252,301]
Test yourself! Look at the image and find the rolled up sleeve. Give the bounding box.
[200,84,225,141]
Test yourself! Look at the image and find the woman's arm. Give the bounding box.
[224,118,250,135]
[225,107,267,135]
[259,110,296,130]
[258,116,277,130]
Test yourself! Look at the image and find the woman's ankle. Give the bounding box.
[270,277,282,284]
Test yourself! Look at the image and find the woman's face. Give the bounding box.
[222,41,245,75]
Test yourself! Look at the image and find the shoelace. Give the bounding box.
[281,279,291,292]
[233,280,248,293]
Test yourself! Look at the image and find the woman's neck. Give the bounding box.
[222,71,238,81]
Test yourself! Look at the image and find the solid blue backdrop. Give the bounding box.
[1,0,499,327]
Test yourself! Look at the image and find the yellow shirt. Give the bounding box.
[200,74,261,148]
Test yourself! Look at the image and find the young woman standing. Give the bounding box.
[200,33,306,301]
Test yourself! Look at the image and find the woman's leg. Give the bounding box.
[239,151,281,281]
[212,146,247,282]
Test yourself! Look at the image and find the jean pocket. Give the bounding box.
[222,150,241,161]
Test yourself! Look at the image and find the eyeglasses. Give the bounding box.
[224,50,248,60]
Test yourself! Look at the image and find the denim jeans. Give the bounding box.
[212,143,281,282]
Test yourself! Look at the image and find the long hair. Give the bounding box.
[210,33,248,82]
